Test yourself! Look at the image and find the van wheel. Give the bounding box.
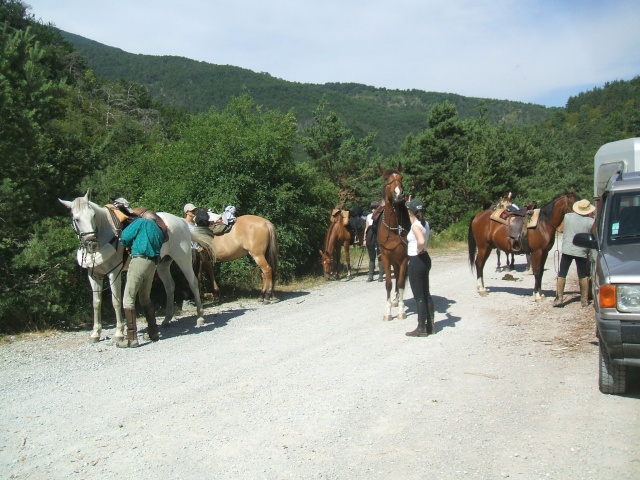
[599,340,626,394]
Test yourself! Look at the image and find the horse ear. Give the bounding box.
[378,164,385,176]
[84,189,91,201]
[59,199,72,209]
[397,162,402,172]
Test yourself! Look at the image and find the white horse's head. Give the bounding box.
[59,190,102,253]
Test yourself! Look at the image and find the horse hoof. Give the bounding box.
[478,290,489,297]
[112,335,124,343]
[383,314,393,321]
[89,336,100,344]
[196,317,205,327]
[397,312,407,320]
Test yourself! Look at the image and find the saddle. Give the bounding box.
[105,203,168,243]
[489,203,539,254]
[331,208,349,226]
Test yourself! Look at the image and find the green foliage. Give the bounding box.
[300,97,377,205]
[1,217,88,333]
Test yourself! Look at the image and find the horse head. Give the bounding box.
[319,249,335,280]
[59,191,102,253]
[378,163,406,206]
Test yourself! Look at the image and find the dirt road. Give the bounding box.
[1,249,638,479]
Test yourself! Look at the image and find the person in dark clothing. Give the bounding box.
[363,201,382,282]
[405,199,433,337]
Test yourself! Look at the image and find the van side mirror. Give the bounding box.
[573,232,597,249]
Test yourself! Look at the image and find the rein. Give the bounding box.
[379,203,408,247]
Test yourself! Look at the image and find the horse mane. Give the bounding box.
[537,192,572,226]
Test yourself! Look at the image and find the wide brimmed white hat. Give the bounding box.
[573,199,595,215]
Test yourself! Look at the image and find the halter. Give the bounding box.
[379,171,408,247]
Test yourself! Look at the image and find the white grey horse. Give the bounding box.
[59,191,205,342]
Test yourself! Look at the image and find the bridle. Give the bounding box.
[69,203,124,289]
[379,173,408,245]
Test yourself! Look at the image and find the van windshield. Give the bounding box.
[606,191,640,244]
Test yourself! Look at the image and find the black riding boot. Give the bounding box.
[427,296,435,334]
[143,302,159,342]
[367,261,375,282]
[406,299,428,337]
[117,308,139,348]
[378,258,384,282]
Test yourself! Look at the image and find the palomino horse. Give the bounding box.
[376,164,411,321]
[60,192,206,342]
[319,209,364,280]
[192,215,278,302]
[468,192,578,301]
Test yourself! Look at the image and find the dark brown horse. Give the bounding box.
[376,164,411,320]
[319,209,364,280]
[468,192,578,301]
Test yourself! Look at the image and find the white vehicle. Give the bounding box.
[594,137,640,208]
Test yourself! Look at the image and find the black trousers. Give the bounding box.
[558,254,590,279]
[408,252,432,317]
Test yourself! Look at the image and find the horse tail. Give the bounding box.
[266,220,278,283]
[190,227,216,262]
[468,215,477,271]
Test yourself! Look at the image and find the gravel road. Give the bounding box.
[1,248,639,479]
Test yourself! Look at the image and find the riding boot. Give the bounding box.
[143,302,160,342]
[367,261,375,282]
[406,299,429,337]
[553,277,566,307]
[427,296,435,334]
[579,277,590,307]
[117,308,139,348]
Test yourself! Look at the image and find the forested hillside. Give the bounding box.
[2,0,639,334]
[62,31,555,156]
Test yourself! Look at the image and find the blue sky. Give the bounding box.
[26,0,640,107]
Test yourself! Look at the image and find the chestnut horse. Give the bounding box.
[191,215,278,302]
[468,192,578,301]
[319,209,363,280]
[376,164,411,321]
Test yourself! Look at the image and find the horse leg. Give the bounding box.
[395,259,408,320]
[523,253,533,275]
[107,270,124,342]
[495,250,502,272]
[203,256,217,299]
[155,259,176,326]
[88,275,104,343]
[532,250,549,303]
[344,243,351,280]
[382,257,393,321]
[252,254,274,302]
[475,246,492,296]
[172,255,205,327]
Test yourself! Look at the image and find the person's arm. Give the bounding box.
[412,223,426,252]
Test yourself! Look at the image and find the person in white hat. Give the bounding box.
[553,198,595,308]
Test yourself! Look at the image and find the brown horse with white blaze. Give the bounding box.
[376,164,411,321]
[468,192,578,301]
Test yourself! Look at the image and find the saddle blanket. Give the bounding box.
[490,208,540,228]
